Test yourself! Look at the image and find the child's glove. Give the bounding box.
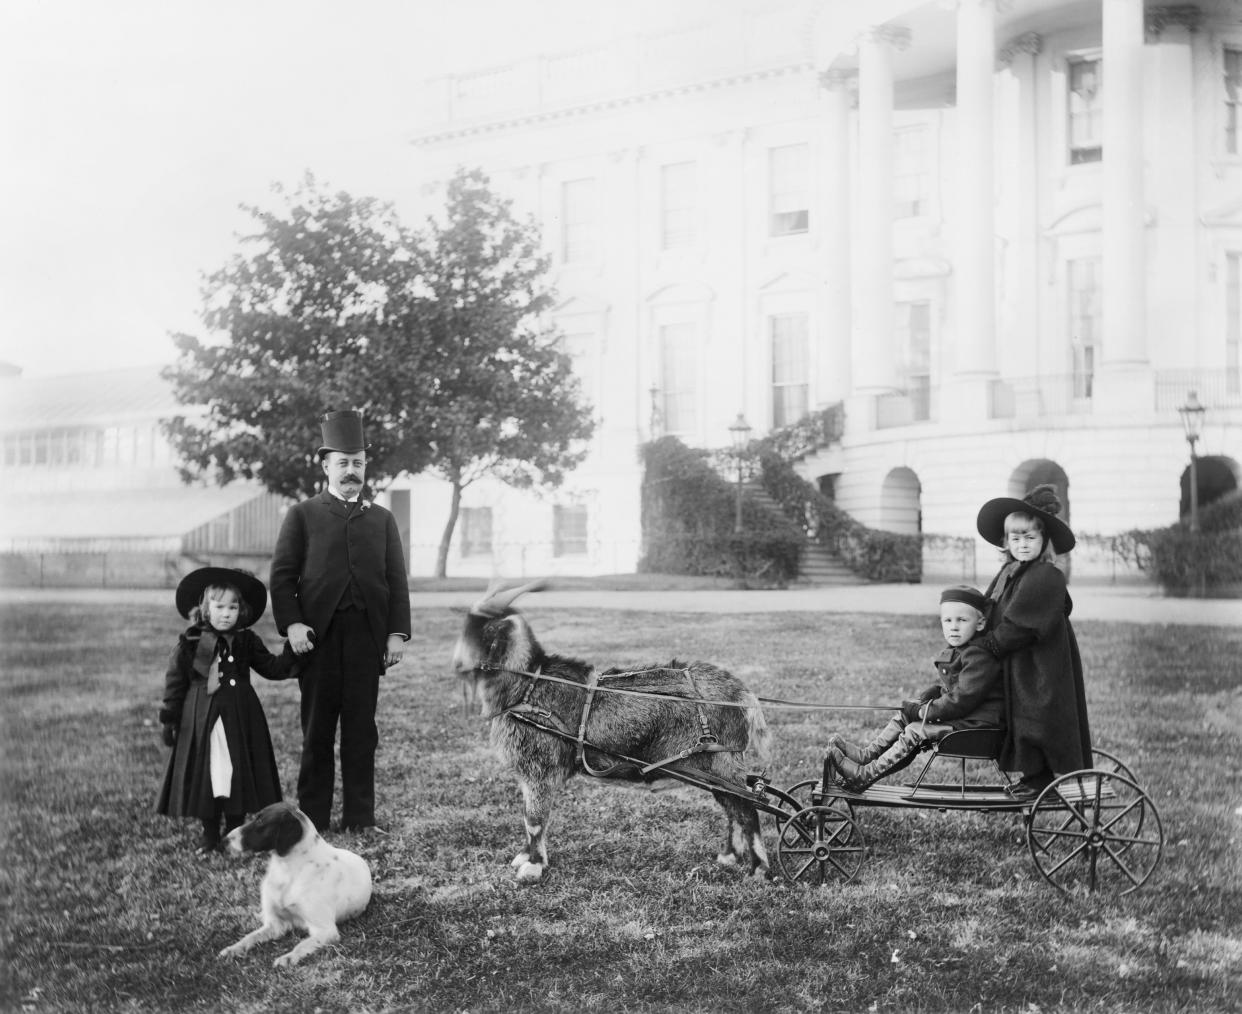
[900,700,924,722]
[162,723,177,747]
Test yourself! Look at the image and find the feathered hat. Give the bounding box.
[976,483,1076,554]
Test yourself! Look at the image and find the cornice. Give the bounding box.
[998,32,1043,68]
[1145,5,1202,41]
[410,63,814,148]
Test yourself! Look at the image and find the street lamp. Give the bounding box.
[1178,390,1206,532]
[728,413,752,534]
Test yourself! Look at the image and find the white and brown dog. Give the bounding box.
[217,801,372,967]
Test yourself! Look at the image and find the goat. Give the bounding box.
[451,580,771,884]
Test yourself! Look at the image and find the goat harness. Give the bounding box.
[485,663,733,781]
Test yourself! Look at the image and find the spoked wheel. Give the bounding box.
[1091,747,1136,783]
[775,805,865,886]
[782,778,854,817]
[1026,770,1163,896]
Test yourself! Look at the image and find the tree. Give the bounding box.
[164,168,595,576]
[413,168,595,577]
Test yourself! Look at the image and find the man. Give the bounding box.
[269,410,411,832]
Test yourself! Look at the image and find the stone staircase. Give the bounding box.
[742,482,858,586]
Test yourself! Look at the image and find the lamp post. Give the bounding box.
[728,413,752,534]
[1177,390,1206,532]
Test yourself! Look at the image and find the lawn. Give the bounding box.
[1,598,1240,1013]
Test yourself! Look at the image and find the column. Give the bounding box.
[818,69,854,407]
[1098,0,1150,407]
[952,0,998,381]
[851,25,908,417]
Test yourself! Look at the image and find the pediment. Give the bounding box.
[645,281,715,305]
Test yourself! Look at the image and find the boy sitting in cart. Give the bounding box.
[823,585,1003,793]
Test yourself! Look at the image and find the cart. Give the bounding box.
[757,727,1164,896]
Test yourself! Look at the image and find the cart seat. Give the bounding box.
[930,727,1003,760]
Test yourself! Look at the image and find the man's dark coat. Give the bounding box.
[269,492,411,664]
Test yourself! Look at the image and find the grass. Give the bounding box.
[1,598,1240,1013]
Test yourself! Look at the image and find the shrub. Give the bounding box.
[639,436,803,587]
[1114,491,1242,596]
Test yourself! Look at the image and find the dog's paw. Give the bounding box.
[273,950,303,968]
[218,944,244,960]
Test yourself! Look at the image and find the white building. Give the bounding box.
[398,0,1241,583]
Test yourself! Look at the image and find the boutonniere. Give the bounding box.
[360,499,371,512]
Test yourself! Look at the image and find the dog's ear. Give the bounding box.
[272,808,304,857]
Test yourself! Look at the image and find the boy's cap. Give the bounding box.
[940,584,989,614]
[175,566,267,622]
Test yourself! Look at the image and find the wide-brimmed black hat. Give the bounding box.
[175,567,268,622]
[976,483,1076,554]
[316,410,368,458]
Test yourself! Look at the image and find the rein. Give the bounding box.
[478,663,896,713]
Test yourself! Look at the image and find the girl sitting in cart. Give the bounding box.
[824,584,1003,792]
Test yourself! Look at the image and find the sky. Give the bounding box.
[0,0,714,378]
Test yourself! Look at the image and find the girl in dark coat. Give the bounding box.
[155,567,297,853]
[976,485,1092,799]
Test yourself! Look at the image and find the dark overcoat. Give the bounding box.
[155,625,294,819]
[919,642,1004,728]
[269,492,411,668]
[982,560,1092,776]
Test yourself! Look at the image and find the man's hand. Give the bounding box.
[288,622,315,655]
[384,634,405,669]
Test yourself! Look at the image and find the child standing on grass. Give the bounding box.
[975,484,1092,799]
[155,567,299,854]
[822,584,1003,792]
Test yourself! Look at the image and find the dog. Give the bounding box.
[217,801,372,967]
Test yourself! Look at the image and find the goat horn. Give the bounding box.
[473,578,548,615]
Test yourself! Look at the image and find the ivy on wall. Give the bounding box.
[638,437,802,587]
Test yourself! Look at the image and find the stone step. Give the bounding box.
[740,482,861,585]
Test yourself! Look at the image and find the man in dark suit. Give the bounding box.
[269,410,411,832]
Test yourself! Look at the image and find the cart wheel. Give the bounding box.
[1026,770,1163,896]
[775,805,865,886]
[781,778,854,817]
[1090,747,1136,783]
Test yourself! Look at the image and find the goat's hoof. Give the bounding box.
[514,861,544,884]
[510,852,531,870]
[749,864,771,881]
[715,852,739,868]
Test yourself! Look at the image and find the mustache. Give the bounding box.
[341,474,363,484]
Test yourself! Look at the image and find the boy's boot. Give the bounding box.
[197,817,221,854]
[826,740,919,793]
[830,716,904,765]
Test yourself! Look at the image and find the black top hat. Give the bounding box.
[317,410,367,458]
[175,567,268,622]
[976,483,1076,554]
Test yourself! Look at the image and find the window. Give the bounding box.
[894,126,930,218]
[769,144,809,236]
[1067,57,1103,164]
[770,314,809,427]
[553,504,588,557]
[561,178,599,263]
[1068,258,1101,399]
[460,507,493,557]
[1226,47,1242,155]
[895,301,931,420]
[659,322,697,436]
[1228,252,1241,395]
[660,161,696,249]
